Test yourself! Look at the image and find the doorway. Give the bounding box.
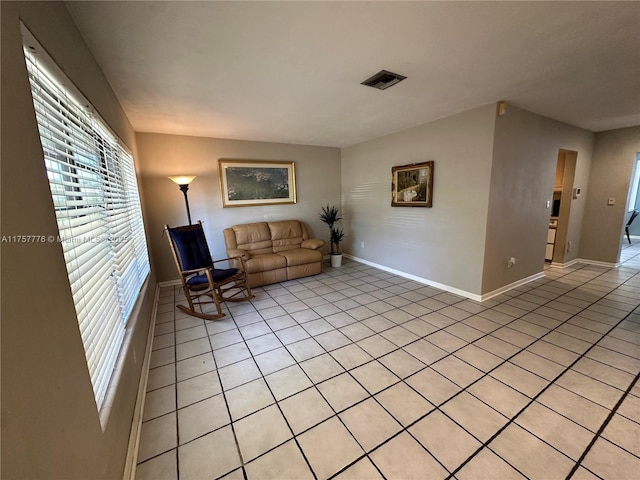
[621,153,640,247]
[545,150,577,265]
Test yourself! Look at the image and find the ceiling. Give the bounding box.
[65,1,640,148]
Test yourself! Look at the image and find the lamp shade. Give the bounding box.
[168,175,196,185]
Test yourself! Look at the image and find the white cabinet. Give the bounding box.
[545,244,555,261]
[546,222,557,262]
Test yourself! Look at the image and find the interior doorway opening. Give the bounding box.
[545,150,577,265]
[622,154,640,246]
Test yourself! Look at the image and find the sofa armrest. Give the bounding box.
[301,238,325,250]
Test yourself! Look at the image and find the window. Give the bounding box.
[627,154,640,212]
[23,31,150,411]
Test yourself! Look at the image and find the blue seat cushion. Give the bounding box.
[168,225,213,271]
[186,268,239,286]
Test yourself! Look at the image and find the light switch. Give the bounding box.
[546,200,551,209]
[607,197,616,206]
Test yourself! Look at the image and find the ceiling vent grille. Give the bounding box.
[361,70,407,90]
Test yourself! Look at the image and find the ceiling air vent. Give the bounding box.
[361,69,407,90]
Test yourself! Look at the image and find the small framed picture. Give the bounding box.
[219,159,296,207]
[391,161,434,207]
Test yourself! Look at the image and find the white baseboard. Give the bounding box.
[123,284,160,480]
[550,258,620,269]
[343,254,546,303]
[576,258,621,268]
[549,259,579,269]
[344,254,485,302]
[479,272,546,302]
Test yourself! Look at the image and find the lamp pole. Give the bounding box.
[179,184,192,225]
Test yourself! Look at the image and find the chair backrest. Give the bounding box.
[166,222,213,272]
[627,210,639,227]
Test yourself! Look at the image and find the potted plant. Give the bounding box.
[319,205,346,267]
[329,226,346,267]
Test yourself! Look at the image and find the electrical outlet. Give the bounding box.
[507,257,516,268]
[608,197,616,206]
[361,241,365,248]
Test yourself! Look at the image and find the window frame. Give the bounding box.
[22,25,150,414]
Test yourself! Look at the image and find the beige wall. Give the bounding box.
[1,2,155,479]
[341,104,496,296]
[482,105,594,293]
[580,126,640,263]
[135,133,341,282]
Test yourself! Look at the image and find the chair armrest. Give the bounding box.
[181,267,207,275]
[216,251,249,272]
[225,249,249,261]
[301,238,325,250]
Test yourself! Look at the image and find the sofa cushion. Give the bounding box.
[269,220,305,253]
[244,253,287,274]
[278,248,323,267]
[232,222,273,255]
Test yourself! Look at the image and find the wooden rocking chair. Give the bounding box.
[165,221,253,320]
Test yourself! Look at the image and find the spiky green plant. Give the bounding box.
[319,205,345,254]
[319,205,342,229]
[330,227,346,254]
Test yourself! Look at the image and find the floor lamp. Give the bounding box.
[168,176,196,225]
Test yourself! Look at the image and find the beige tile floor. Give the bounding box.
[136,240,640,480]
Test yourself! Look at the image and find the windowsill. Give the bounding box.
[98,274,152,430]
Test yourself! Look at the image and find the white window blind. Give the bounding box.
[23,43,150,410]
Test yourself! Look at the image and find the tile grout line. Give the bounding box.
[335,262,634,478]
[208,278,383,475]
[150,259,538,393]
[191,262,633,478]
[202,300,251,480]
[149,266,618,393]
[249,277,424,480]
[223,284,320,480]
[137,255,639,479]
[281,255,637,477]
[445,271,640,479]
[296,273,483,478]
[565,371,640,479]
[154,288,242,477]
[236,276,450,479]
[290,261,640,478]
[172,286,181,480]
[322,266,596,478]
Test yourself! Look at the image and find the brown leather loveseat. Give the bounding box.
[223,220,325,287]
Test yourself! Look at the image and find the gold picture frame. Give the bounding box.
[219,159,296,207]
[391,161,434,207]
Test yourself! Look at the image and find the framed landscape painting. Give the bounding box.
[391,161,434,207]
[219,159,296,207]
